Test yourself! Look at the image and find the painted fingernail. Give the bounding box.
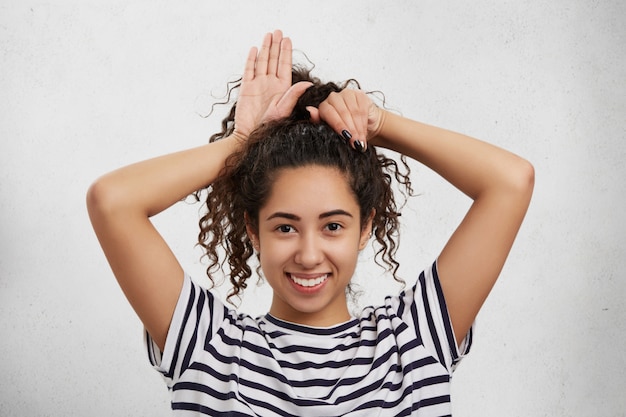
[354,140,365,152]
[341,130,352,141]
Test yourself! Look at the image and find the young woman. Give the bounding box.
[87,30,534,416]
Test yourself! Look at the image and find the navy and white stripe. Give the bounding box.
[146,261,473,416]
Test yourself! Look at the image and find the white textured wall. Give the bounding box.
[1,1,624,416]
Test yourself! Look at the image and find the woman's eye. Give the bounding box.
[326,223,342,232]
[277,225,294,233]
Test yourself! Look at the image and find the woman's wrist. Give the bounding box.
[230,130,248,146]
[368,108,388,148]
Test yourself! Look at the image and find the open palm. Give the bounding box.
[234,30,311,138]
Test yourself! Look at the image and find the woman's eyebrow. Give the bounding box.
[266,209,353,221]
[266,212,300,221]
[319,209,353,219]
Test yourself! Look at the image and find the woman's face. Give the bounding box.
[250,165,372,327]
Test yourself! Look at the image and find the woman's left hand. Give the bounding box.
[307,89,384,152]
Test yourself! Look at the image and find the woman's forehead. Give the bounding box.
[260,165,359,219]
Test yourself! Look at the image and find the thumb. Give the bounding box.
[306,106,321,123]
[275,81,313,115]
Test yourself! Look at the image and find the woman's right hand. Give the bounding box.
[233,30,312,140]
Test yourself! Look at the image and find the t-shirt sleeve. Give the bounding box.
[145,273,226,388]
[405,260,474,373]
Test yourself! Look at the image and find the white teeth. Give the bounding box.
[290,274,328,287]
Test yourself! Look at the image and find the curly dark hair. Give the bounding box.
[197,66,412,303]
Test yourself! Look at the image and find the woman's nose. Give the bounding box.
[294,233,324,268]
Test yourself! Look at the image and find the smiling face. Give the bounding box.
[248,165,372,327]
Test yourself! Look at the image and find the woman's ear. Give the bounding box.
[244,212,260,251]
[359,209,375,250]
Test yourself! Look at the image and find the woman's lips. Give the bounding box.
[287,273,329,288]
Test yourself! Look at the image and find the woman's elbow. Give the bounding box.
[518,158,535,193]
[509,157,535,204]
[86,176,124,220]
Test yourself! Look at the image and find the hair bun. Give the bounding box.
[290,68,343,121]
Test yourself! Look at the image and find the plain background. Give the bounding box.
[1,1,625,416]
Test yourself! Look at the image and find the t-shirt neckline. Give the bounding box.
[263,313,359,337]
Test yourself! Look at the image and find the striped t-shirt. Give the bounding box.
[146,262,473,416]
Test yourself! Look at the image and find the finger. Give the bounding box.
[320,93,365,151]
[277,36,293,81]
[243,47,257,81]
[267,29,283,76]
[320,95,355,140]
[353,92,371,147]
[306,106,321,123]
[275,81,313,115]
[255,32,272,75]
[337,91,369,151]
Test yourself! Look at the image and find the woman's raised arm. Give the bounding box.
[87,139,242,350]
[86,30,310,350]
[374,111,534,346]
[312,89,534,346]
